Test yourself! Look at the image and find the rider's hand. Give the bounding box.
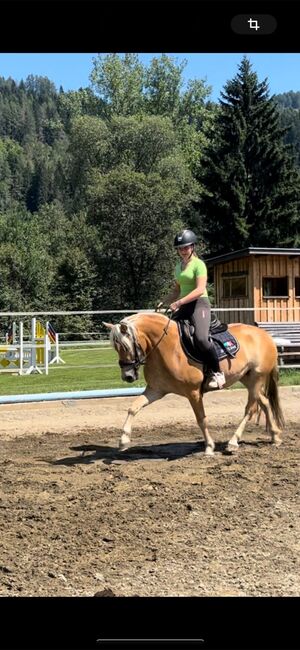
[156,301,164,311]
[170,300,182,311]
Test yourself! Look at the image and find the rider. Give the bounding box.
[157,228,226,389]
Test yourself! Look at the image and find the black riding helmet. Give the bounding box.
[174,229,197,248]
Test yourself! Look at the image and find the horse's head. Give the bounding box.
[103,319,144,383]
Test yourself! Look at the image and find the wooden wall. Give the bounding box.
[252,254,300,322]
[213,256,253,324]
[213,254,300,323]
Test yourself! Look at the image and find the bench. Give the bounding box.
[255,322,300,367]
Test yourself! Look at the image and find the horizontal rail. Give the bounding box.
[0,388,145,405]
[0,310,155,317]
[58,341,111,348]
[278,364,300,368]
[0,307,300,317]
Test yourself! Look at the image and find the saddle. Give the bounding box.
[176,312,240,365]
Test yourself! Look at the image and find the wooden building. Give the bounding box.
[205,247,300,324]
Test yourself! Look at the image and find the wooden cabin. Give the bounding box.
[205,247,300,324]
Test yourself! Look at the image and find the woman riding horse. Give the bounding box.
[157,229,225,390]
[104,312,284,456]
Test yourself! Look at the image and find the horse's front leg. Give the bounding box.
[120,386,165,451]
[188,390,215,456]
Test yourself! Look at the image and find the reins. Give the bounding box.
[138,307,174,365]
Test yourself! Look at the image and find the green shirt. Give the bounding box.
[175,256,208,299]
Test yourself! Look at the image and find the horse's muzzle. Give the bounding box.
[121,368,139,382]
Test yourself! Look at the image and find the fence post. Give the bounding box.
[19,321,23,375]
[44,333,49,375]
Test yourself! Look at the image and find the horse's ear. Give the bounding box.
[120,323,128,334]
[102,321,114,330]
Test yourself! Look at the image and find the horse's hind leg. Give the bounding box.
[256,392,282,446]
[227,398,258,450]
[188,390,215,456]
[227,374,264,450]
[120,386,165,451]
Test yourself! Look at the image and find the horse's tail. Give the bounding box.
[265,366,285,430]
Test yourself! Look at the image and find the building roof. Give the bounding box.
[204,247,300,266]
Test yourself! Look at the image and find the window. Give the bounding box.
[222,274,247,298]
[295,277,300,297]
[263,277,288,298]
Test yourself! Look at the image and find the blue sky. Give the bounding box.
[0,53,300,101]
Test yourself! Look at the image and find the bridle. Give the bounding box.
[118,335,146,370]
[118,309,174,371]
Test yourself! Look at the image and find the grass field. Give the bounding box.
[0,346,299,396]
[0,347,145,395]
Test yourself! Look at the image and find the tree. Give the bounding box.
[0,137,32,210]
[25,140,67,212]
[90,53,145,117]
[67,115,110,208]
[58,87,105,133]
[0,208,54,310]
[200,57,300,253]
[89,53,213,130]
[88,162,196,309]
[144,54,186,116]
[108,114,176,173]
[278,106,300,167]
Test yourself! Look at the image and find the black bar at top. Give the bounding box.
[97,641,204,650]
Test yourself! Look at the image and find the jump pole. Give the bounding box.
[25,317,43,375]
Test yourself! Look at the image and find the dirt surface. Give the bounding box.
[0,387,299,596]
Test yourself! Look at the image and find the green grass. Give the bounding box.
[0,347,145,395]
[278,368,300,385]
[0,346,299,396]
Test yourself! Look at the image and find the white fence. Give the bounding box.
[0,308,299,373]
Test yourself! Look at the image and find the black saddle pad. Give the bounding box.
[177,318,240,364]
[210,329,240,359]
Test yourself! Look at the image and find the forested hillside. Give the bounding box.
[0,54,299,318]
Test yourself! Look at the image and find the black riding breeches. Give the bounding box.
[173,297,220,372]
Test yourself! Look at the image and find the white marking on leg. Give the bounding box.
[119,388,164,451]
[228,413,250,448]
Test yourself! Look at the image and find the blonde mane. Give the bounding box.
[110,317,138,354]
[110,312,169,353]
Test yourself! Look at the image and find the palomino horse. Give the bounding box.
[104,313,284,456]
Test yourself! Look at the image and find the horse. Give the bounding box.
[103,313,284,456]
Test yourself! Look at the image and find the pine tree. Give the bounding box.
[200,57,300,253]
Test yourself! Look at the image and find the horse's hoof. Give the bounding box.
[226,443,239,454]
[119,442,130,452]
[205,448,214,456]
[119,435,131,452]
[272,437,282,447]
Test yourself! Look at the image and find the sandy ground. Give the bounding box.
[0,386,299,596]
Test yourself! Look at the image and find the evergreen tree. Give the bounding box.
[200,57,300,253]
[275,90,300,110]
[278,106,300,167]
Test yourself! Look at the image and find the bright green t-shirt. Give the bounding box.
[175,256,208,299]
